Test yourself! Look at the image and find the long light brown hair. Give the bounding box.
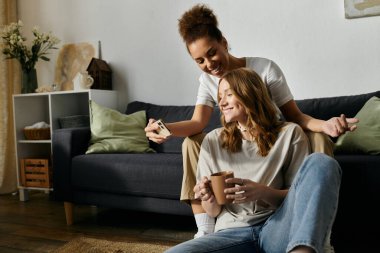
[218,68,284,156]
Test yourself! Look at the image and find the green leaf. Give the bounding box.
[40,56,50,61]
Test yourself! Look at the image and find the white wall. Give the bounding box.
[17,0,380,111]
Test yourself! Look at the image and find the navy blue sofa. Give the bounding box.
[53,90,380,252]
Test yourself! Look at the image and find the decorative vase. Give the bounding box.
[22,68,38,94]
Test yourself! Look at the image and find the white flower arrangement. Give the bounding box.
[1,20,60,72]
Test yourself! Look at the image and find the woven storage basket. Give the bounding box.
[23,128,51,140]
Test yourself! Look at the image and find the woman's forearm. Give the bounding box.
[166,120,205,137]
[279,100,324,132]
[166,104,214,137]
[294,113,325,133]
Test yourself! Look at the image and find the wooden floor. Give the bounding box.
[0,190,196,253]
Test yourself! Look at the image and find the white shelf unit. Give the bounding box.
[13,90,117,201]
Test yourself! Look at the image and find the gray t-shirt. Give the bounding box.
[196,57,294,111]
[196,123,310,232]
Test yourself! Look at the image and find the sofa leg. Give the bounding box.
[64,202,74,225]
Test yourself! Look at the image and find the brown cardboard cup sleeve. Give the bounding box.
[210,171,234,205]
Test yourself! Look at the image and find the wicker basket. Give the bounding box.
[23,128,51,140]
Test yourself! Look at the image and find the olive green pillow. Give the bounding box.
[86,100,155,154]
[334,96,380,155]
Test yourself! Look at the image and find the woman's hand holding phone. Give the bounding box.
[144,118,172,144]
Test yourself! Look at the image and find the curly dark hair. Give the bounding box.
[178,4,223,45]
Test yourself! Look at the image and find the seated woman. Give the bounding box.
[165,68,341,253]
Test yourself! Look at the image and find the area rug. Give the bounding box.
[51,237,172,253]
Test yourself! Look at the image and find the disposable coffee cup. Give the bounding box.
[210,171,234,205]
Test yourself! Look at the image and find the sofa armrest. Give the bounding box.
[52,127,91,201]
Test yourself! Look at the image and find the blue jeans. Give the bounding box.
[165,153,341,253]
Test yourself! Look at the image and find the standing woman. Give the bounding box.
[145,4,356,238]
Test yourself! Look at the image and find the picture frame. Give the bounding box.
[345,0,380,19]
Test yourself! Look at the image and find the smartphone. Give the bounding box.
[156,119,172,138]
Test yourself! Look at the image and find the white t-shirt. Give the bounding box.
[196,57,294,111]
[196,123,310,232]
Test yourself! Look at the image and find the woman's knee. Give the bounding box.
[304,153,342,181]
[182,133,206,152]
[305,131,334,157]
[182,137,193,151]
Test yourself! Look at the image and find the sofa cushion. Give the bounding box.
[334,96,380,155]
[86,100,155,154]
[126,101,222,153]
[71,153,184,200]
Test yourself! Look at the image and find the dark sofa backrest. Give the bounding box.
[127,90,379,153]
[295,90,380,120]
[126,101,221,153]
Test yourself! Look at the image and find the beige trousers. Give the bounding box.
[180,131,334,203]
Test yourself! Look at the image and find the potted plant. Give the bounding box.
[1,20,60,93]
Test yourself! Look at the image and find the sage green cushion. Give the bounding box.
[334,96,380,155]
[86,100,155,154]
